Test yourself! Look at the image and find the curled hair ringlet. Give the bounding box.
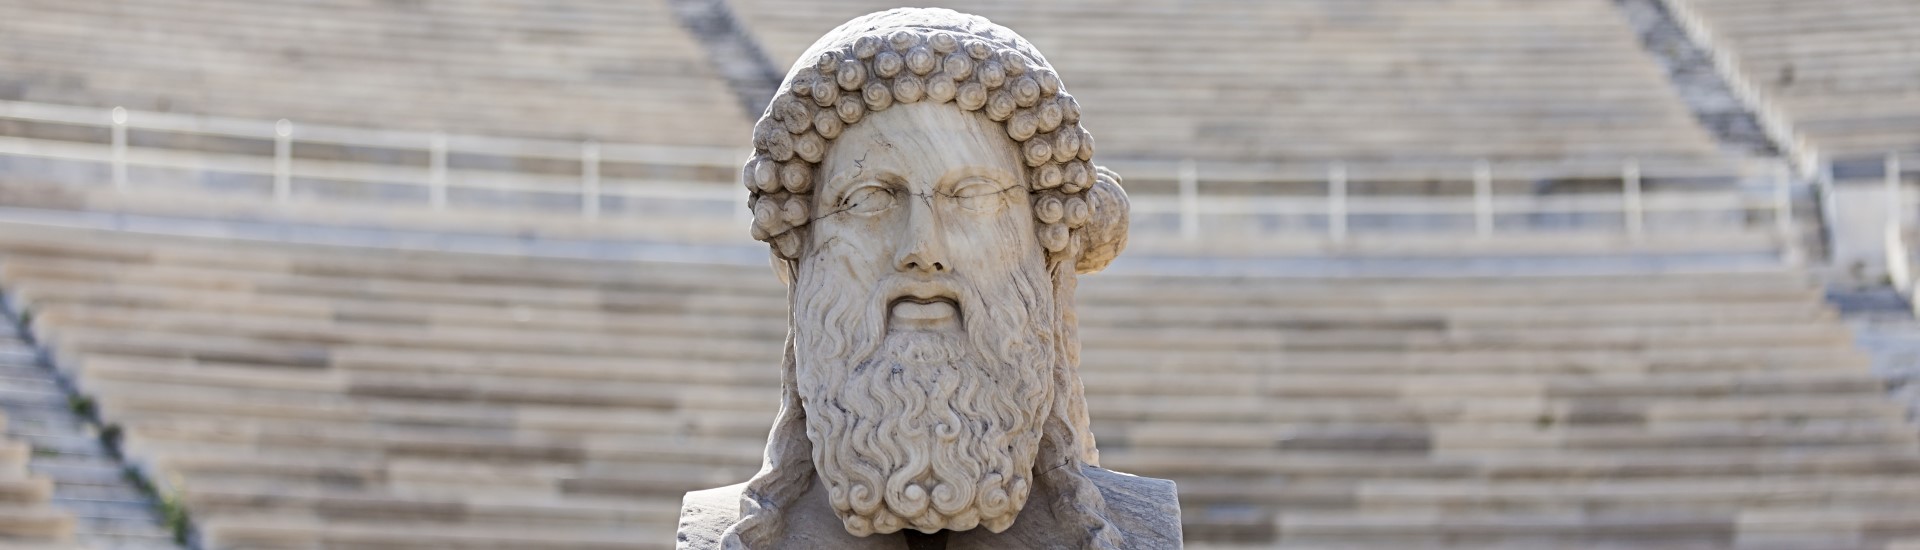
[813,109,844,139]
[986,90,1017,122]
[874,50,904,78]
[906,46,937,75]
[893,75,925,104]
[1038,100,1064,133]
[943,53,973,80]
[927,77,958,104]
[779,161,813,193]
[929,31,958,53]
[862,81,893,111]
[811,78,840,107]
[957,82,988,111]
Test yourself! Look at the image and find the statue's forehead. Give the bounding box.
[817,103,1023,179]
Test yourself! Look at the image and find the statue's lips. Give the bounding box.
[889,296,960,324]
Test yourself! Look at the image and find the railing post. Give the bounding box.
[1817,155,1839,259]
[274,119,293,203]
[1329,162,1348,243]
[1774,160,1794,242]
[1623,159,1643,239]
[110,107,127,190]
[428,132,448,210]
[1178,159,1199,241]
[1890,152,1904,228]
[582,141,601,220]
[1474,159,1493,238]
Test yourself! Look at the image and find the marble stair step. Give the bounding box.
[1083,370,1887,398]
[70,359,1900,426]
[1270,508,1920,543]
[13,286,1860,351]
[0,473,53,505]
[1113,421,1917,452]
[1350,477,1920,510]
[97,402,774,441]
[26,455,130,487]
[1090,394,1908,424]
[0,253,1820,306]
[78,369,1897,436]
[40,306,1866,369]
[1101,449,1920,480]
[5,264,1830,322]
[56,332,1878,386]
[79,372,780,416]
[54,337,1878,394]
[0,442,32,471]
[149,450,755,502]
[14,281,1838,335]
[13,277,1839,340]
[93,387,1903,440]
[0,503,75,540]
[197,513,673,550]
[177,480,680,527]
[124,424,765,469]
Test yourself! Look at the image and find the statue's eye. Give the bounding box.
[840,184,894,215]
[952,179,1007,213]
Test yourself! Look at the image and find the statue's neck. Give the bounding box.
[902,530,951,550]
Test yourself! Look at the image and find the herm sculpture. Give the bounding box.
[677,8,1182,549]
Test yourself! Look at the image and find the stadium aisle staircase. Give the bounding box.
[0,285,180,549]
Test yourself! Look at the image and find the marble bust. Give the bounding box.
[677,8,1181,549]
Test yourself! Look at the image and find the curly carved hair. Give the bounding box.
[742,8,1129,275]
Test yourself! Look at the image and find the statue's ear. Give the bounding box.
[773,254,796,287]
[1073,166,1128,274]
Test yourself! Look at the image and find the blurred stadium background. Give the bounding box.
[0,0,1916,548]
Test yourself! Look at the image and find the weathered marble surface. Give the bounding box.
[680,7,1176,549]
[678,468,1180,550]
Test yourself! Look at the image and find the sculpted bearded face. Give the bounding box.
[719,9,1143,548]
[789,102,1060,535]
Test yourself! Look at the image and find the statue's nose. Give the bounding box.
[897,247,948,274]
[896,196,950,274]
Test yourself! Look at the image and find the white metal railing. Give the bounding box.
[0,100,1788,243]
[1128,159,1789,243]
[0,100,751,219]
[1886,152,1917,301]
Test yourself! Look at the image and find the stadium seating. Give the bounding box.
[1,293,180,549]
[730,0,1738,179]
[0,0,750,147]
[0,0,1792,251]
[0,222,1914,548]
[1670,0,1920,160]
[0,416,77,548]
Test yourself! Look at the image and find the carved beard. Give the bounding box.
[790,253,1059,537]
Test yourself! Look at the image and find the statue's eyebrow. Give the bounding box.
[928,181,1023,199]
[930,167,1021,198]
[820,152,882,196]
